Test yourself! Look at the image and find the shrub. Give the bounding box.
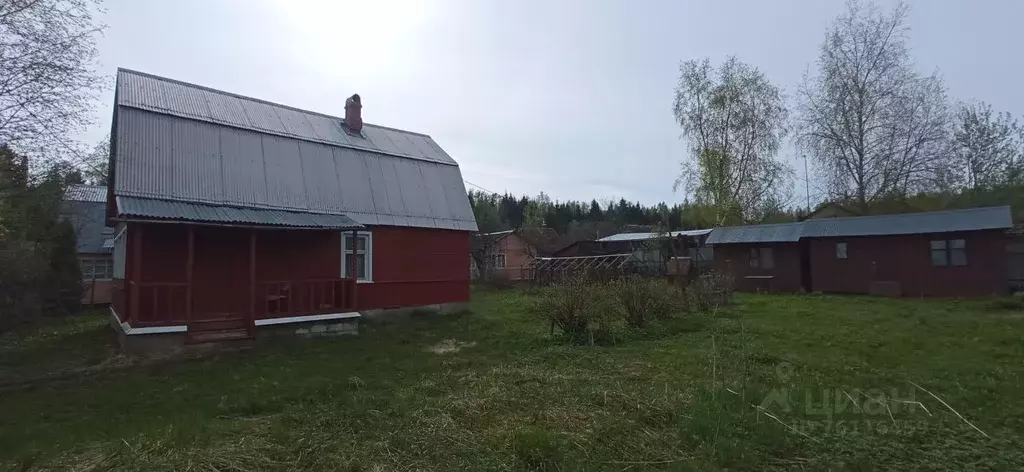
[0,240,47,331]
[610,275,683,327]
[686,270,734,312]
[535,275,615,344]
[484,270,517,290]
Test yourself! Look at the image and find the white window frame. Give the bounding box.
[836,242,848,259]
[81,256,114,281]
[342,231,373,283]
[492,253,506,269]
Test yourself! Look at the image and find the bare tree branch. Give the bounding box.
[0,0,106,165]
[794,0,951,210]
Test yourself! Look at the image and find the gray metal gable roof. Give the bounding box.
[800,205,1012,238]
[706,222,804,244]
[597,229,713,242]
[112,72,477,232]
[65,184,106,203]
[707,206,1012,244]
[115,69,456,165]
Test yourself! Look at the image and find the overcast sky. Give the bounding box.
[85,0,1024,206]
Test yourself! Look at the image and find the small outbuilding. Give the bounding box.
[707,206,1013,297]
[705,223,807,293]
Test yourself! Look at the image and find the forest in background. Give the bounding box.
[468,184,1024,245]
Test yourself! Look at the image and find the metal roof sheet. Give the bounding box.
[61,200,112,253]
[117,196,364,230]
[112,76,478,232]
[705,223,804,244]
[706,206,1012,244]
[115,69,457,165]
[800,205,1012,238]
[597,229,713,242]
[65,184,106,203]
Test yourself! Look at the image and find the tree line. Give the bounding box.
[467,189,805,242]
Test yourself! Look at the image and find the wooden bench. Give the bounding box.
[744,275,774,293]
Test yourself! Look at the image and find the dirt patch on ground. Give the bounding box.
[426,339,477,354]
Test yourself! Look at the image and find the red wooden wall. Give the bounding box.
[808,230,1007,297]
[713,243,805,293]
[120,222,470,324]
[357,226,470,310]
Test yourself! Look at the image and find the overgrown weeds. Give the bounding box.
[610,275,682,327]
[535,274,617,344]
[685,270,735,312]
[536,274,695,344]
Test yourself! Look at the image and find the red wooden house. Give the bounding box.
[106,69,477,348]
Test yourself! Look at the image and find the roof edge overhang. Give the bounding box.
[115,196,365,230]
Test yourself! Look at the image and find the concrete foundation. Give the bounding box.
[112,301,469,355]
[360,301,470,324]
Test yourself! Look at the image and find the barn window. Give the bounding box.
[836,242,848,259]
[749,247,774,269]
[343,232,373,281]
[491,253,506,269]
[931,239,967,267]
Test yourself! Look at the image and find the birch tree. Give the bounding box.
[0,0,105,162]
[795,0,951,209]
[672,56,791,223]
[950,102,1024,190]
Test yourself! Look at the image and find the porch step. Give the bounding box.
[185,328,253,344]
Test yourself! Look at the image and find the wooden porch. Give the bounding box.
[111,224,364,340]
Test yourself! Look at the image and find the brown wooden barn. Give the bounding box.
[707,206,1013,297]
[105,69,478,349]
[706,223,807,293]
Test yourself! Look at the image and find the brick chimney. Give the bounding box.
[344,94,362,133]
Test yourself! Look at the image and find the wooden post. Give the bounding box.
[130,224,143,322]
[185,225,194,323]
[350,229,359,310]
[249,230,256,329]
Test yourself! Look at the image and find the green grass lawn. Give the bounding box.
[1,290,1023,471]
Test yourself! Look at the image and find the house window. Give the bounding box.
[80,256,114,281]
[492,253,506,269]
[931,239,967,267]
[342,232,372,281]
[749,247,774,269]
[836,242,848,259]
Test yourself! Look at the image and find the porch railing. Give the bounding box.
[120,278,357,325]
[256,278,357,318]
[130,281,189,324]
